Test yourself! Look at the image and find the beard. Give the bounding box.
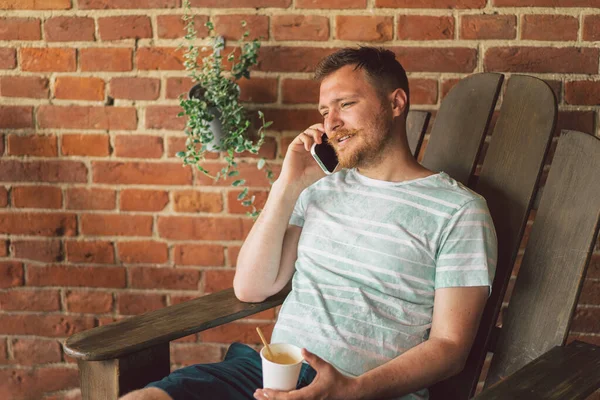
[329,107,394,170]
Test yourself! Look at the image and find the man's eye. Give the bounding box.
[322,112,328,118]
[341,102,354,108]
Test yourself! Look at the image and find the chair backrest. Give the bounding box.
[406,110,430,158]
[483,130,600,388]
[427,74,557,399]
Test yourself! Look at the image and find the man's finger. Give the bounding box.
[301,348,326,369]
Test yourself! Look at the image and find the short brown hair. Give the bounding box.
[314,47,410,116]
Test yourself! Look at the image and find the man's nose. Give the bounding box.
[325,109,343,134]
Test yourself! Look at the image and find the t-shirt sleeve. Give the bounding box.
[435,196,497,296]
[288,187,310,227]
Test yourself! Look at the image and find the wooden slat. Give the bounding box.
[421,73,503,185]
[406,110,430,158]
[79,359,118,400]
[430,74,557,400]
[474,341,600,400]
[485,130,600,387]
[64,286,290,361]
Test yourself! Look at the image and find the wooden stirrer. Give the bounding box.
[256,326,275,360]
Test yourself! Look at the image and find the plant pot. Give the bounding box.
[189,83,225,152]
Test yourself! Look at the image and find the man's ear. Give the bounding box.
[390,88,408,118]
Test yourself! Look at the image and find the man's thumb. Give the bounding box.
[301,348,324,367]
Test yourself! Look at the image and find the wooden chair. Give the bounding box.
[64,73,600,399]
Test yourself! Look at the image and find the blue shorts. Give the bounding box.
[146,343,317,400]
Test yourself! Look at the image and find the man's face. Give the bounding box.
[318,65,394,170]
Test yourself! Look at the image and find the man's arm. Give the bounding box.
[254,285,489,400]
[233,180,303,303]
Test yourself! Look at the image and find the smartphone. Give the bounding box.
[310,133,339,175]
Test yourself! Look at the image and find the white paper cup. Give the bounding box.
[260,343,304,391]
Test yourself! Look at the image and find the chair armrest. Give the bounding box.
[473,340,600,400]
[64,286,291,362]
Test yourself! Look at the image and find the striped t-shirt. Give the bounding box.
[270,168,497,400]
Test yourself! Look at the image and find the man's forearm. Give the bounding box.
[352,338,465,400]
[233,179,302,302]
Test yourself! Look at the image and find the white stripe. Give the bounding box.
[464,208,489,215]
[303,232,435,269]
[307,218,414,246]
[456,221,493,230]
[315,186,453,218]
[301,246,434,286]
[438,253,487,259]
[437,265,489,272]
[382,186,461,209]
[363,291,432,320]
[278,314,409,354]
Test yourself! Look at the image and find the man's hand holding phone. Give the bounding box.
[278,123,338,193]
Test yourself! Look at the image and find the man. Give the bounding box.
[122,47,497,400]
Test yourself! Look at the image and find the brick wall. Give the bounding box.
[0,0,599,399]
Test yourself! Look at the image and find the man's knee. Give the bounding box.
[119,387,172,400]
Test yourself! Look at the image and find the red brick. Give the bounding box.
[11,239,62,263]
[145,105,186,130]
[137,47,185,70]
[377,0,484,6]
[174,244,225,266]
[27,265,127,288]
[0,0,71,9]
[554,111,595,138]
[118,292,166,315]
[521,15,578,41]
[21,48,76,72]
[80,214,153,237]
[166,77,194,99]
[92,161,192,185]
[80,48,133,72]
[80,0,180,8]
[494,0,600,6]
[0,314,94,336]
[485,47,599,74]
[0,76,49,98]
[171,343,222,366]
[282,79,319,104]
[65,188,115,210]
[239,136,278,160]
[158,216,251,241]
[0,187,6,207]
[195,162,280,187]
[409,79,438,105]
[227,246,241,267]
[200,322,274,344]
[214,15,269,41]
[129,266,200,290]
[0,367,79,400]
[190,0,290,6]
[0,262,24,288]
[565,81,600,106]
[61,134,111,157]
[0,17,41,40]
[157,15,208,39]
[98,16,151,40]
[12,338,62,365]
[257,47,335,72]
[0,48,16,69]
[38,105,137,130]
[65,240,115,264]
[118,241,168,264]
[571,307,600,333]
[239,78,278,103]
[395,47,477,73]
[397,15,454,40]
[204,270,235,293]
[336,16,392,42]
[0,160,87,183]
[0,289,60,311]
[120,189,169,212]
[579,279,600,305]
[258,108,320,132]
[227,189,268,214]
[0,212,76,236]
[45,17,95,42]
[173,190,223,213]
[296,0,365,7]
[583,15,600,41]
[54,77,105,101]
[7,134,57,157]
[12,186,62,209]
[272,15,328,42]
[110,77,160,100]
[460,15,516,40]
[114,135,164,158]
[0,106,34,129]
[66,289,113,313]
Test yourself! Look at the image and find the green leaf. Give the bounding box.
[232,179,245,187]
[237,187,249,200]
[264,121,273,128]
[176,151,186,158]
